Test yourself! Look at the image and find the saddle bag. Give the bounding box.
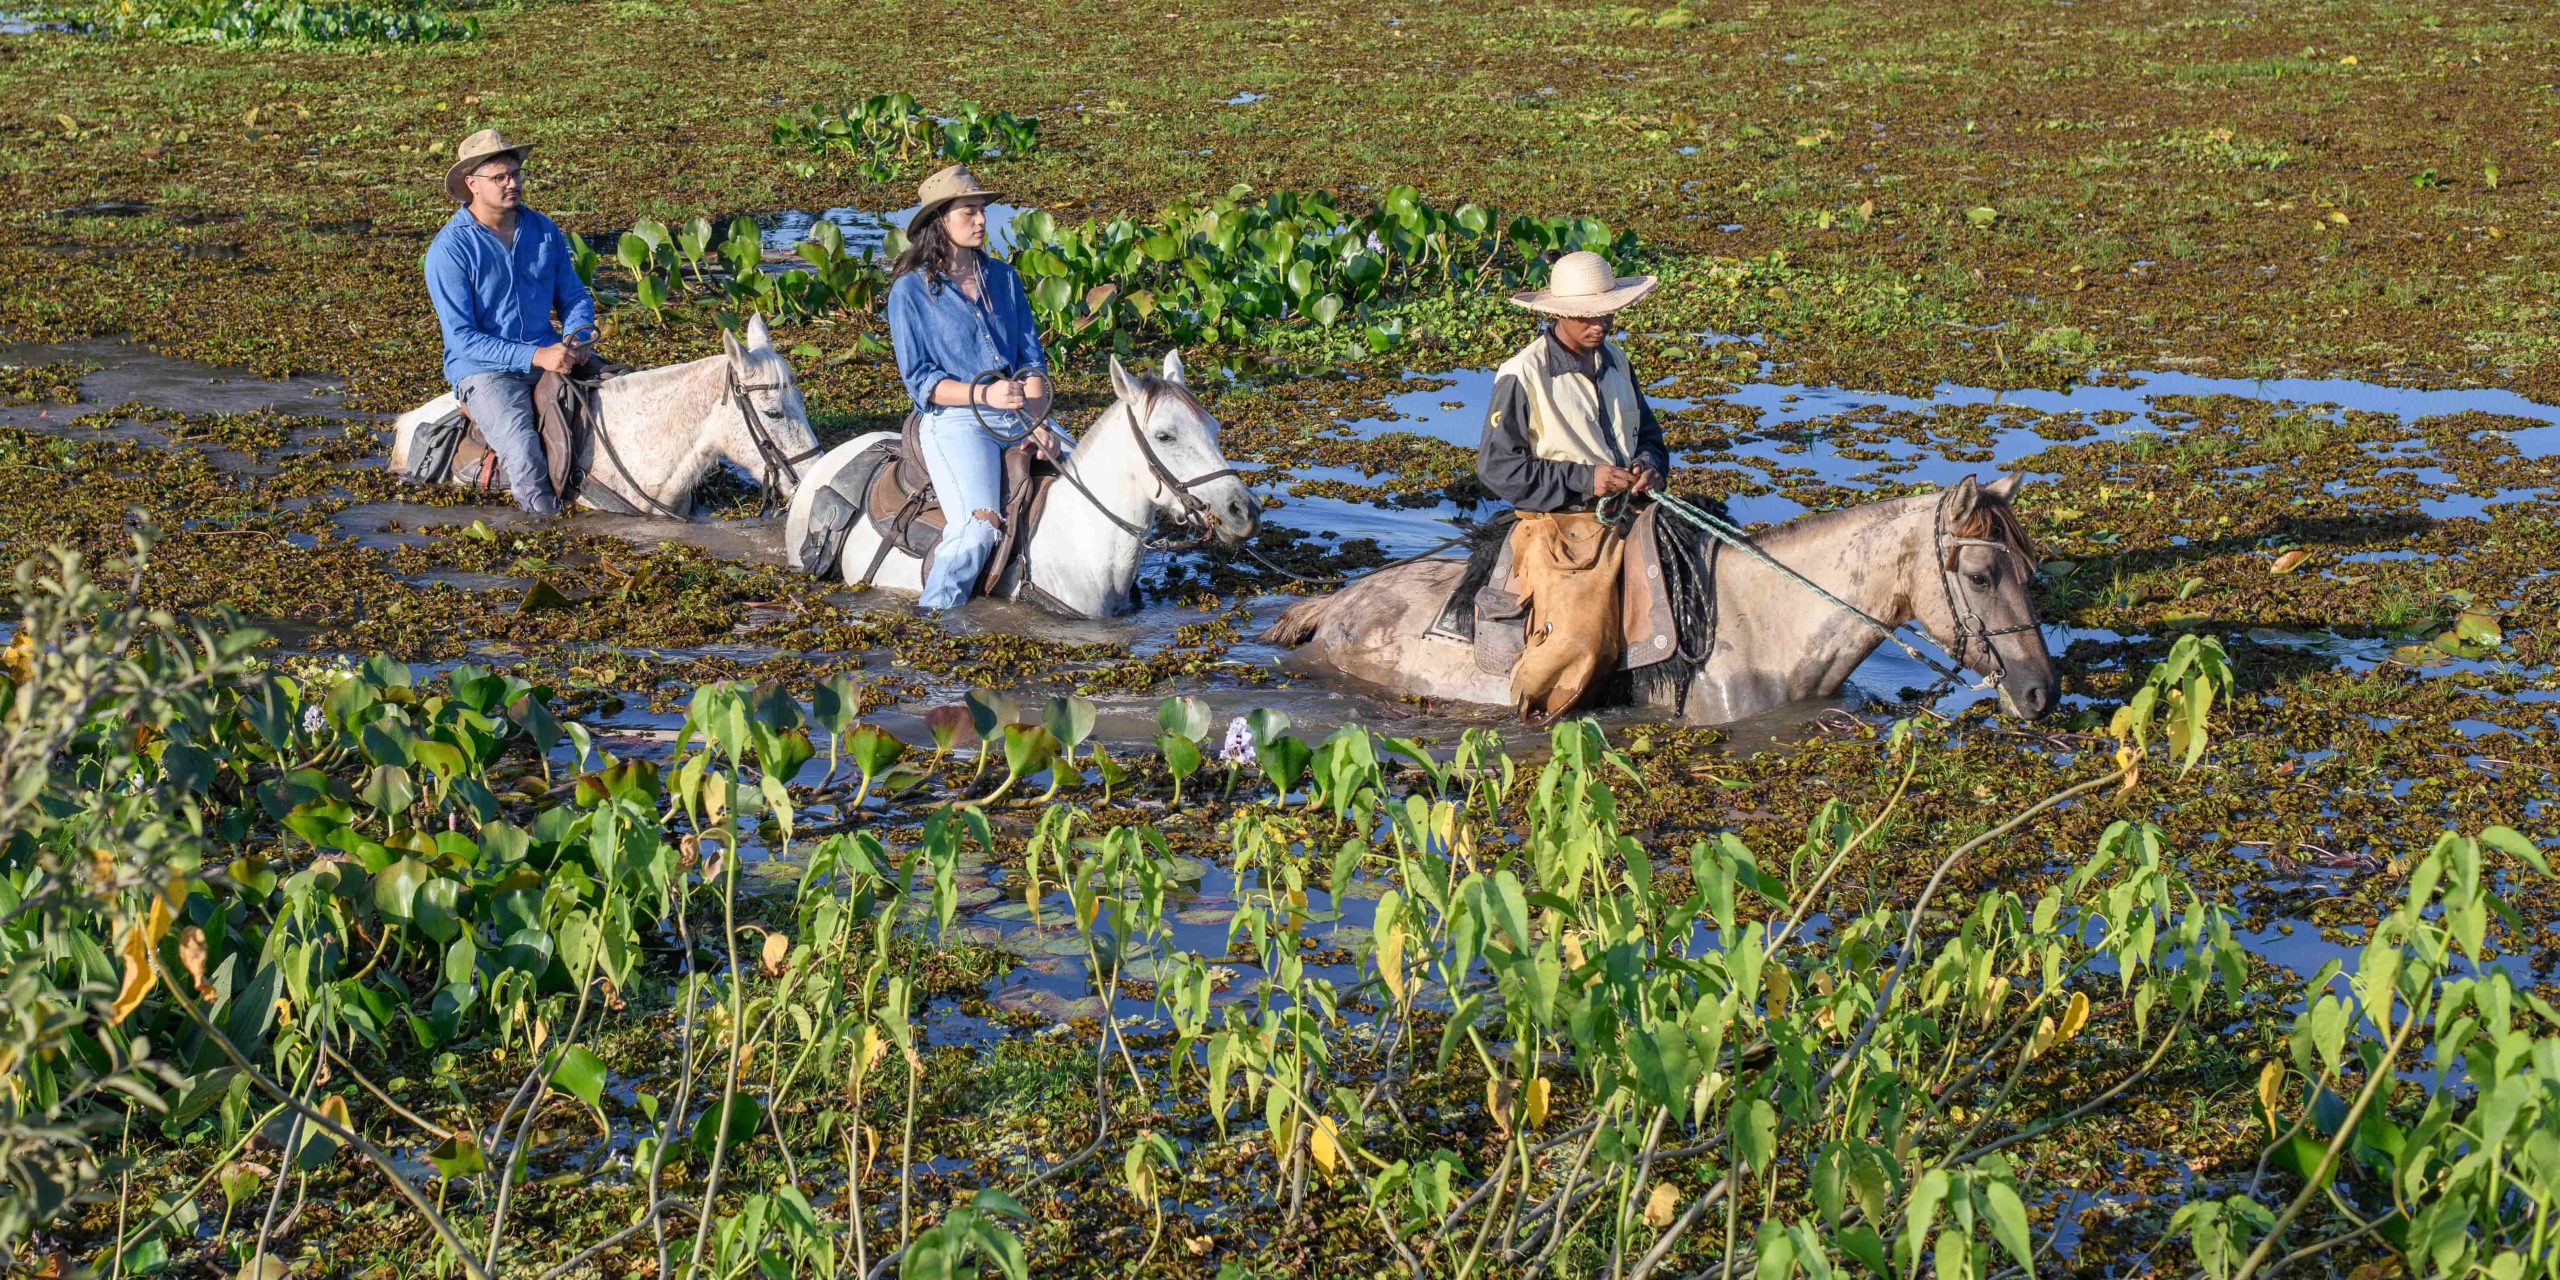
[406,408,472,485]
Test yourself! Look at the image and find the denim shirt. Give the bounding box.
[423,205,596,387]
[885,258,1048,414]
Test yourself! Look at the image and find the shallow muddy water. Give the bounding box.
[15,337,2558,1010]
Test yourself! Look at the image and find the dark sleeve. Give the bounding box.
[1477,374,1592,511]
[1633,393,1668,476]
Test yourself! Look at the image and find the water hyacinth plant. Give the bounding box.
[1010,184,1642,352]
[56,0,478,44]
[770,94,1040,182]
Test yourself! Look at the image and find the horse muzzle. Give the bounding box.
[1996,671,2060,720]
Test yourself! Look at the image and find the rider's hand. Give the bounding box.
[531,342,578,375]
[1021,374,1051,418]
[1631,467,1661,495]
[981,380,1029,412]
[1592,465,1640,496]
[1031,424,1070,461]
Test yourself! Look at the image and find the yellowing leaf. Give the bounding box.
[1309,1116,1340,1174]
[1765,963,1793,1017]
[2271,548,2309,574]
[2022,1015,2057,1063]
[1376,918,1407,1002]
[2337,54,2359,65]
[1,630,34,681]
[1644,1181,1682,1229]
[316,1093,351,1133]
[1524,1075,1551,1129]
[111,894,176,1024]
[760,931,790,977]
[2057,990,2091,1043]
[2256,1060,2285,1135]
[2327,210,2350,226]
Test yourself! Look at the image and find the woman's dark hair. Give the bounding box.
[890,203,968,291]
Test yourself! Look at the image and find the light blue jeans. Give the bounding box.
[915,404,1015,609]
[913,404,1075,609]
[454,370,560,515]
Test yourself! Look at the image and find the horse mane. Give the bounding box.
[1752,486,2035,562]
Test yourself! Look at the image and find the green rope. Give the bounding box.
[1644,490,1971,684]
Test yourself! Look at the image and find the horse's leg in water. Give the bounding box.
[913,405,1008,610]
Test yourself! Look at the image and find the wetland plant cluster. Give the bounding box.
[769,95,1042,183]
[593,214,882,330]
[1010,186,1639,354]
[41,0,478,44]
[578,184,1642,360]
[1,537,2554,1278]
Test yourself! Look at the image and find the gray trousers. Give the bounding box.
[454,370,560,515]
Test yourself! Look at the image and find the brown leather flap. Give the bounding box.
[1618,505,1679,670]
[896,412,932,494]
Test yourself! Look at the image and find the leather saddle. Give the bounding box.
[797,412,1057,599]
[1428,506,1687,677]
[406,361,643,514]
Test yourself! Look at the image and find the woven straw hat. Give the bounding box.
[909,165,1002,231]
[445,128,533,204]
[1509,250,1657,318]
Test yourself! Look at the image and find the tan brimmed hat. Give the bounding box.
[1509,250,1657,318]
[909,164,1001,231]
[445,128,533,204]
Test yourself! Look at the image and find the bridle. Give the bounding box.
[984,372,1244,553]
[1930,488,2043,686]
[721,360,824,516]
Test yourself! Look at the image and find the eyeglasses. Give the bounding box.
[469,169,522,186]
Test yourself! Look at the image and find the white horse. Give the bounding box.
[389,314,821,518]
[783,350,1259,618]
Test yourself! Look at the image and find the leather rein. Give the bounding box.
[976,372,1243,553]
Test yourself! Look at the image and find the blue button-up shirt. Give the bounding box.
[423,205,596,387]
[885,258,1048,414]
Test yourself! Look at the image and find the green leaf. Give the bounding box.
[1158,695,1212,741]
[1043,695,1097,752]
[373,857,429,924]
[550,1046,607,1111]
[413,877,464,944]
[1732,1097,1777,1172]
[1984,1179,2036,1278]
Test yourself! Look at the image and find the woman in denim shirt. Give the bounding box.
[885,165,1069,610]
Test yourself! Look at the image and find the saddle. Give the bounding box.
[1430,505,1710,683]
[405,360,643,514]
[796,412,1058,600]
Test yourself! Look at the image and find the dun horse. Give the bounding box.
[1259,473,2061,723]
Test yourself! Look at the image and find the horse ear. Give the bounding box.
[1945,474,1982,522]
[1160,349,1187,386]
[1984,470,2024,502]
[721,325,746,365]
[744,313,772,350]
[1107,354,1138,403]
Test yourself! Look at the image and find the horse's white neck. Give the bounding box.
[1688,496,1935,720]
[1022,406,1157,615]
[590,355,734,513]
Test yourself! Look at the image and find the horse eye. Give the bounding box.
[1155,431,1176,444]
[1968,571,1994,588]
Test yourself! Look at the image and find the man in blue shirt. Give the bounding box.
[423,128,596,514]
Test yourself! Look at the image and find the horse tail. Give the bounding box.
[1255,595,1334,648]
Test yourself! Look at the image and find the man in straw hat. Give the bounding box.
[422,128,596,515]
[1476,249,1671,720]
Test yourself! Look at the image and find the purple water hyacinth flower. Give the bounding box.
[1219,716,1256,765]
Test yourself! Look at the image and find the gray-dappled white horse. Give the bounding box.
[1258,473,2062,724]
[784,350,1259,618]
[390,314,820,518]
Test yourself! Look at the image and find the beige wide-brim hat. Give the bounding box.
[1510,250,1658,318]
[445,128,533,204]
[908,164,1002,232]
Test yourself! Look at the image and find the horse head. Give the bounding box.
[715,314,822,502]
[1104,350,1260,547]
[1912,473,2060,720]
